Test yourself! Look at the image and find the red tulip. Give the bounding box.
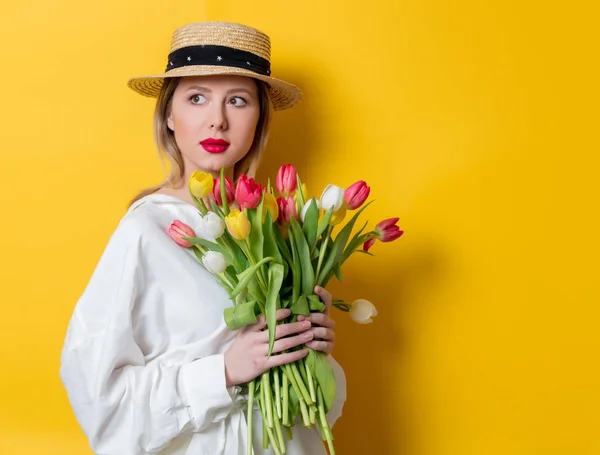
[376,218,403,242]
[276,164,298,196]
[344,180,370,210]
[235,174,263,210]
[363,218,403,251]
[168,220,196,248]
[212,176,235,206]
[277,196,297,225]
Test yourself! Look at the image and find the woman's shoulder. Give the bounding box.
[112,193,202,247]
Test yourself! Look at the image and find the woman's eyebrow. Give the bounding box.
[185,85,255,96]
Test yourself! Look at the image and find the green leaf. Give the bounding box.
[306,349,336,413]
[307,294,326,312]
[184,237,233,263]
[266,263,285,357]
[272,222,293,265]
[262,210,284,265]
[317,208,333,238]
[209,198,225,218]
[296,174,307,211]
[230,256,275,298]
[219,167,230,215]
[289,227,301,304]
[290,217,315,296]
[290,295,310,316]
[223,300,259,330]
[316,201,374,287]
[302,197,319,248]
[247,275,264,302]
[334,263,343,282]
[248,196,265,263]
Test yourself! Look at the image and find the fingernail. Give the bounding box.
[297,315,304,321]
[303,321,311,328]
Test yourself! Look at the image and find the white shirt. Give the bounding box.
[59,193,346,455]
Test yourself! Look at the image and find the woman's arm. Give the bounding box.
[59,218,237,455]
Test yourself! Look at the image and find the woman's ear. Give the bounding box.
[167,108,174,131]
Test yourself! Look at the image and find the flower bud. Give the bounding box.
[225,209,251,240]
[320,184,345,211]
[376,218,404,242]
[262,192,279,223]
[212,176,235,206]
[300,198,321,223]
[201,251,228,274]
[277,196,297,225]
[201,212,226,239]
[168,220,196,248]
[189,171,214,199]
[235,174,263,210]
[275,164,298,196]
[344,180,370,210]
[329,201,347,226]
[349,299,378,324]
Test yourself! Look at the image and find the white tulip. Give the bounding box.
[201,212,226,240]
[349,299,378,324]
[319,184,345,211]
[300,198,321,223]
[202,251,228,274]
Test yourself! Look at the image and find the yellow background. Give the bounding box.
[1,1,598,454]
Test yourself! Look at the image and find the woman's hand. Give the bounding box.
[224,308,313,386]
[298,286,336,356]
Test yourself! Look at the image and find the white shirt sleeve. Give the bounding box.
[59,217,238,455]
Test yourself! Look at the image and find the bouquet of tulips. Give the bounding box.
[168,165,403,455]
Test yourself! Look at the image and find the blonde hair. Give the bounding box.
[129,76,273,206]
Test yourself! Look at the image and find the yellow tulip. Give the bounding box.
[225,209,251,240]
[189,171,214,199]
[262,192,279,223]
[329,201,347,226]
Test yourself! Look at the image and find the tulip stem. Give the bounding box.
[315,226,332,285]
[247,379,255,455]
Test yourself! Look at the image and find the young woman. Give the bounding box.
[60,21,346,455]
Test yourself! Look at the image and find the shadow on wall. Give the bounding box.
[258,69,447,454]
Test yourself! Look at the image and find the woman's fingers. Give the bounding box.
[306,340,333,354]
[250,309,291,331]
[305,312,335,329]
[257,319,311,342]
[310,326,335,341]
[269,330,313,354]
[314,286,332,314]
[265,348,309,369]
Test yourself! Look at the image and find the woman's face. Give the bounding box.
[167,75,261,179]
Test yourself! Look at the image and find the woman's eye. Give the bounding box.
[189,94,206,105]
[229,96,247,107]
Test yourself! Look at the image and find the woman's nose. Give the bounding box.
[209,105,228,130]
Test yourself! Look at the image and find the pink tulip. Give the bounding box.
[235,174,263,210]
[212,176,235,206]
[363,217,404,251]
[344,180,370,210]
[168,220,196,248]
[277,196,297,225]
[276,164,298,196]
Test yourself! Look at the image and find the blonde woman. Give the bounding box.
[59,21,346,455]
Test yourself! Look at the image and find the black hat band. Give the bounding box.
[166,45,271,76]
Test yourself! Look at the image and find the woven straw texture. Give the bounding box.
[127,22,302,110]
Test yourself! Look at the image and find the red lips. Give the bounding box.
[200,138,230,153]
[200,138,230,146]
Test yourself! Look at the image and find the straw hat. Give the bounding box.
[127,21,302,110]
